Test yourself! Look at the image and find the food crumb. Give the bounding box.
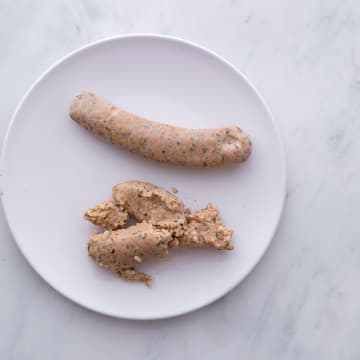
[171,187,178,194]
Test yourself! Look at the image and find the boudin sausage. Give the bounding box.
[112,180,187,237]
[70,91,252,167]
[85,181,235,285]
[88,222,172,286]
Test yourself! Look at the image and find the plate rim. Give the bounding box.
[0,33,287,320]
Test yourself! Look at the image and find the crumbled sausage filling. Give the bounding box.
[86,181,234,286]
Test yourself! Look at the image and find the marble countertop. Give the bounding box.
[1,0,359,359]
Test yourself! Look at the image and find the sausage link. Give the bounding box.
[70,91,252,167]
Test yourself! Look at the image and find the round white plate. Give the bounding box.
[1,35,285,319]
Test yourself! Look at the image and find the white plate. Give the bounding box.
[1,35,286,320]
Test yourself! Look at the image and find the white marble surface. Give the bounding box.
[1,0,360,358]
